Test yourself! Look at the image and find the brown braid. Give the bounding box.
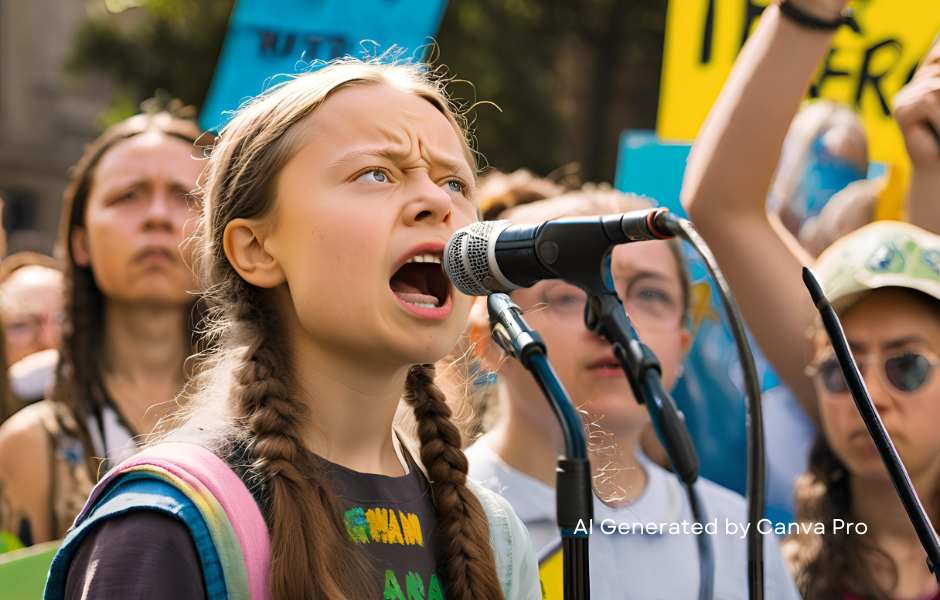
[52,108,209,480]
[226,280,373,599]
[404,364,504,600]
[184,60,505,598]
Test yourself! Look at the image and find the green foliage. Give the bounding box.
[68,0,234,127]
[436,0,668,180]
[67,0,667,179]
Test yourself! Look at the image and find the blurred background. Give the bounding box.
[0,0,668,255]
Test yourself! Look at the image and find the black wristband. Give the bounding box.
[778,0,854,31]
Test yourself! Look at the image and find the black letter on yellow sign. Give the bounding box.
[855,38,902,116]
[739,0,768,52]
[700,0,717,64]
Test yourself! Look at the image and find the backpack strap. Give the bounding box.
[45,473,230,599]
[47,442,271,600]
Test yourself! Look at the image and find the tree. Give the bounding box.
[67,0,668,181]
[67,0,234,125]
[435,0,668,180]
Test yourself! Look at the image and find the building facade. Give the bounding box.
[0,0,111,255]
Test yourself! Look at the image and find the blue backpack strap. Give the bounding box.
[44,472,227,599]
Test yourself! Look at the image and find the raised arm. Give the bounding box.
[895,37,940,234]
[681,1,849,420]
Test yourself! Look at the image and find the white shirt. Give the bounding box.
[466,439,802,600]
[84,403,137,465]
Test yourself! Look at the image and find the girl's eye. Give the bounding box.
[358,169,390,184]
[111,189,140,205]
[553,293,583,306]
[446,179,465,194]
[635,288,672,305]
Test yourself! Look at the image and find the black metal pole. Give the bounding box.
[488,294,592,600]
[803,267,940,583]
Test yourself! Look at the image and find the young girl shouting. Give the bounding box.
[46,60,538,600]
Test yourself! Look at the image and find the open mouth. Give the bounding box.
[389,252,450,309]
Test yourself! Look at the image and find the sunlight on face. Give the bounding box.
[263,83,478,368]
[78,132,202,306]
[503,239,690,437]
[816,289,940,484]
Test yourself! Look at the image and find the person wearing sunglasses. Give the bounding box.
[785,221,940,600]
[679,1,940,596]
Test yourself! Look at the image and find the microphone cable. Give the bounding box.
[662,214,766,600]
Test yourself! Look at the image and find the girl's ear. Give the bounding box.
[71,227,91,267]
[468,296,504,372]
[223,218,286,288]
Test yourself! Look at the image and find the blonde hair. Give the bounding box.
[175,59,503,600]
[475,168,567,220]
[501,183,692,324]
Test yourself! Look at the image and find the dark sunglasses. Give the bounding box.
[809,350,939,395]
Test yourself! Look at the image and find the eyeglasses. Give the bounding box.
[526,281,683,331]
[808,350,940,395]
[3,311,63,343]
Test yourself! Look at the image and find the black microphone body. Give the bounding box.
[445,209,675,296]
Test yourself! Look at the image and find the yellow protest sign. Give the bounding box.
[657,0,940,165]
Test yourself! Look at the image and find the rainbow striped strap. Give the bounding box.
[52,442,270,600]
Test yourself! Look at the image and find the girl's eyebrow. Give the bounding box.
[328,146,472,179]
[327,146,409,168]
[95,174,195,193]
[845,336,927,354]
[618,270,671,285]
[881,336,929,351]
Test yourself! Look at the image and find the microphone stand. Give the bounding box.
[583,291,714,600]
[803,268,940,583]
[487,293,592,600]
[512,211,715,600]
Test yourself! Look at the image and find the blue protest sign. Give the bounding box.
[200,0,448,131]
[615,130,891,521]
[615,131,818,522]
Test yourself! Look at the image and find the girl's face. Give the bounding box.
[73,131,202,306]
[504,240,690,436]
[815,289,940,483]
[263,83,477,367]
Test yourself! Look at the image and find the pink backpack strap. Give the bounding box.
[80,442,271,599]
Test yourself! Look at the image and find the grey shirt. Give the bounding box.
[466,438,802,600]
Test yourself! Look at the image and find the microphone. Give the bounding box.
[444,208,676,296]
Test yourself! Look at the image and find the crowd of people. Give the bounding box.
[0,1,937,598]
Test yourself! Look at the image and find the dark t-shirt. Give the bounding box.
[65,447,442,599]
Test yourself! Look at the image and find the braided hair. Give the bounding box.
[184,59,505,599]
[53,106,208,482]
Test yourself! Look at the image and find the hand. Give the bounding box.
[798,177,879,256]
[894,42,940,169]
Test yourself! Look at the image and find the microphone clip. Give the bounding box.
[487,293,546,367]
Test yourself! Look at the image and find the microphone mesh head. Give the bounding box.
[444,221,508,296]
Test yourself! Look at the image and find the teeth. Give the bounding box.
[406,253,442,265]
[411,302,438,309]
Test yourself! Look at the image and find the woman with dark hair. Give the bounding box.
[0,106,207,548]
[788,223,940,598]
